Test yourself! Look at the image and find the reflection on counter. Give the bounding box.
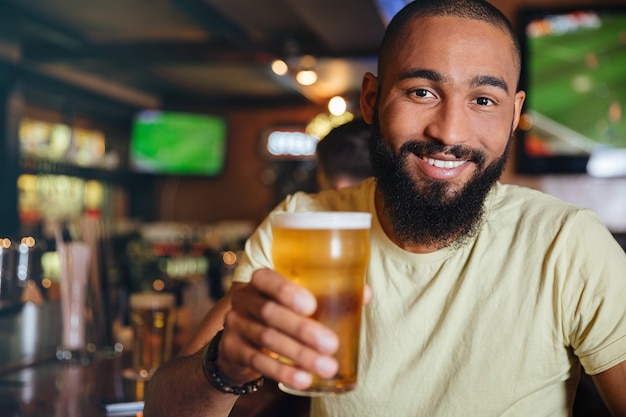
[0,353,148,417]
[0,302,62,371]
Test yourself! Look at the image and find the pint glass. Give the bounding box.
[123,292,176,381]
[270,211,371,396]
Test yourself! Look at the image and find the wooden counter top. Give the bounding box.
[0,297,310,417]
[0,352,309,417]
[0,354,137,417]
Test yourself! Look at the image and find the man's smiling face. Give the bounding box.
[361,15,526,250]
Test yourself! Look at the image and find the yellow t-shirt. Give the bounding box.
[233,178,626,417]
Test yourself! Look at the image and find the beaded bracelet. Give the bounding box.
[201,330,264,395]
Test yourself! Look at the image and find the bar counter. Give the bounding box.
[0,353,142,417]
[0,353,310,417]
[0,300,309,417]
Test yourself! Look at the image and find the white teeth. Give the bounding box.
[422,156,465,169]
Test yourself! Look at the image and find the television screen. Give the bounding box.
[516,6,626,174]
[129,110,226,176]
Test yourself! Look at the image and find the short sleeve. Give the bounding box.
[559,209,626,374]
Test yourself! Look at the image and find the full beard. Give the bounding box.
[370,120,512,250]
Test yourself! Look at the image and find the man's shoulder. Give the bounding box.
[492,182,580,210]
[489,182,588,226]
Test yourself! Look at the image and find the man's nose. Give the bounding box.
[423,100,471,146]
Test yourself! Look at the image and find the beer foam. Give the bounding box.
[271,211,371,229]
[129,292,176,309]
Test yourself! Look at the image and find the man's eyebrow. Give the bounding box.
[399,68,442,82]
[472,75,509,94]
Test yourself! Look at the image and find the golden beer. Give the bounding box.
[124,292,176,381]
[270,211,371,396]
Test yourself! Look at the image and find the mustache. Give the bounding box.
[399,140,486,167]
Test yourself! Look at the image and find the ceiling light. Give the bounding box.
[271,59,289,76]
[296,69,318,86]
[328,96,347,116]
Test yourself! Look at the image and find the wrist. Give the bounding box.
[201,330,264,395]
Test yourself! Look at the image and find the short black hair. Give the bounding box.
[379,0,521,86]
[316,118,374,183]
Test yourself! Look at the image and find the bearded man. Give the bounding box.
[145,1,626,416]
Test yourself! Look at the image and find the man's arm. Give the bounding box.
[144,270,341,417]
[143,283,246,417]
[592,360,626,417]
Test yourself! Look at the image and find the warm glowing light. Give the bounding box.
[222,250,238,266]
[328,96,347,116]
[305,112,354,139]
[271,59,288,76]
[21,236,36,248]
[518,113,533,131]
[296,70,318,86]
[152,279,165,291]
[85,180,104,210]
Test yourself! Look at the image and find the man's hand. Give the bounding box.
[216,268,341,391]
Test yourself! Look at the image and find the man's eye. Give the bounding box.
[475,97,494,106]
[411,89,433,98]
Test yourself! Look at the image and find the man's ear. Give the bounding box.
[512,90,526,131]
[360,72,378,125]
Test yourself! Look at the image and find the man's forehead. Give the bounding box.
[384,16,519,77]
[401,15,507,42]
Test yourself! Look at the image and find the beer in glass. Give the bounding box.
[270,211,371,396]
[123,292,176,381]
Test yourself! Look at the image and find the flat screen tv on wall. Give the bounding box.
[516,6,626,174]
[129,110,227,176]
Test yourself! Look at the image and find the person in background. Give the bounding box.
[144,1,626,416]
[315,118,374,191]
